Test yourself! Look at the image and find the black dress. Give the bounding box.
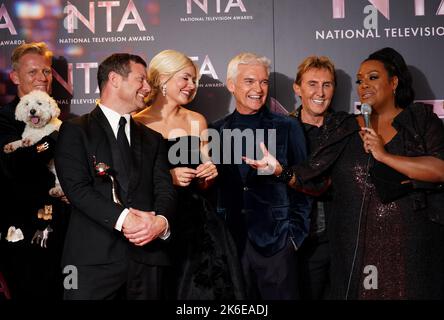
[296,104,444,299]
[165,136,245,300]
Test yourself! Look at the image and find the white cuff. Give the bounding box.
[157,215,170,240]
[114,208,129,231]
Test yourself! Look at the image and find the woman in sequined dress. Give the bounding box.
[134,49,245,300]
[244,47,444,299]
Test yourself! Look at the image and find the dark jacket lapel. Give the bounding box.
[90,106,130,193]
[220,111,244,184]
[245,107,276,182]
[88,106,115,168]
[128,117,142,194]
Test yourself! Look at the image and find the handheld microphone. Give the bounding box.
[361,103,372,128]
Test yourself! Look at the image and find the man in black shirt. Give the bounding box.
[290,56,337,300]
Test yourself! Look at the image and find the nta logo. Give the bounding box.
[63,0,146,33]
[186,0,247,14]
[332,0,444,19]
[0,3,17,35]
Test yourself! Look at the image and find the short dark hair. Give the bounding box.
[97,53,147,93]
[365,47,415,108]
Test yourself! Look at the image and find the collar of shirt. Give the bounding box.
[99,104,131,145]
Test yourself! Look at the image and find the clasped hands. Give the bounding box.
[122,208,167,246]
[171,161,218,187]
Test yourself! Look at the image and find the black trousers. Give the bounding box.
[2,243,64,299]
[63,258,167,300]
[241,239,299,300]
[298,236,330,300]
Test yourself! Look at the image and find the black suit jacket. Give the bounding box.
[211,107,312,257]
[55,106,176,267]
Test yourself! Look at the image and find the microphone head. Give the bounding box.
[361,103,372,115]
[360,103,372,128]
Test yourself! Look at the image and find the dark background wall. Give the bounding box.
[1,0,443,121]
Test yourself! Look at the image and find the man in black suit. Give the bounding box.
[211,52,311,299]
[55,53,176,300]
[0,42,68,299]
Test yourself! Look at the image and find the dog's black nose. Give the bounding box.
[30,109,36,115]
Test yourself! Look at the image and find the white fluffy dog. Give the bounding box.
[3,90,63,197]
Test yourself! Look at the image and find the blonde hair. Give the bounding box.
[11,42,53,71]
[295,56,336,86]
[147,49,199,103]
[226,52,271,82]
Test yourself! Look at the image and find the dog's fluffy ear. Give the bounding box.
[15,97,28,122]
[48,96,60,118]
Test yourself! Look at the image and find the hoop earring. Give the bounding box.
[162,84,167,97]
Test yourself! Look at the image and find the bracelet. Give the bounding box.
[276,165,294,184]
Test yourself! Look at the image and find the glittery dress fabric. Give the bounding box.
[165,136,245,300]
[295,104,444,299]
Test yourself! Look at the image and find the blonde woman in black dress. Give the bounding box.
[134,49,245,300]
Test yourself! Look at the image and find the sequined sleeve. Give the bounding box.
[422,106,444,160]
[291,112,359,184]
